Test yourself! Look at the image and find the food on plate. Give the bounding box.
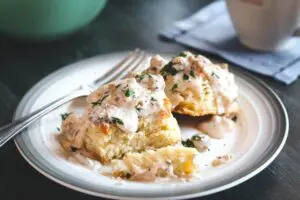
[59,73,181,164]
[112,146,198,181]
[197,116,236,139]
[147,51,239,117]
[212,154,232,167]
[58,51,240,182]
[182,134,210,152]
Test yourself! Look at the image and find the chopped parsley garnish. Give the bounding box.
[61,112,71,121]
[91,95,109,107]
[191,135,202,141]
[189,70,196,78]
[161,62,179,76]
[111,117,124,125]
[139,73,146,80]
[183,74,189,80]
[182,139,195,148]
[150,96,157,101]
[125,89,134,97]
[211,72,220,79]
[137,72,151,81]
[182,134,202,148]
[179,52,187,57]
[171,83,178,91]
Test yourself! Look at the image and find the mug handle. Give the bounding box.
[294,30,300,36]
[295,2,300,36]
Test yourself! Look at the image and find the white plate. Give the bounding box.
[14,51,289,199]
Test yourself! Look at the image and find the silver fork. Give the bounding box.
[0,49,148,148]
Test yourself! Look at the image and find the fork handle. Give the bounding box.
[0,88,87,148]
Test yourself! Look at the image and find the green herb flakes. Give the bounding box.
[171,83,178,91]
[125,89,134,97]
[182,139,195,148]
[189,70,196,78]
[183,74,189,80]
[151,97,157,101]
[211,72,219,79]
[61,113,71,121]
[111,117,124,125]
[161,62,179,76]
[191,135,202,141]
[182,134,202,148]
[179,52,187,57]
[91,95,109,107]
[139,73,146,80]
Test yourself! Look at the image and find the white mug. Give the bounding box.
[226,0,300,51]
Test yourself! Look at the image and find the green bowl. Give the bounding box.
[0,0,107,39]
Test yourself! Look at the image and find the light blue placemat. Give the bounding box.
[160,0,300,84]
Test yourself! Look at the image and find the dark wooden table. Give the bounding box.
[0,1,299,199]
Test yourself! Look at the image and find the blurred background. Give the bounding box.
[0,0,299,200]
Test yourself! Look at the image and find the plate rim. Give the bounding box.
[13,51,289,200]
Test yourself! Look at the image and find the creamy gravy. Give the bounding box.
[87,74,166,133]
[202,64,238,114]
[151,53,238,114]
[65,115,238,179]
[197,116,236,139]
[58,53,240,181]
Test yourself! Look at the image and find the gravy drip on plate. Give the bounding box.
[197,116,236,139]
